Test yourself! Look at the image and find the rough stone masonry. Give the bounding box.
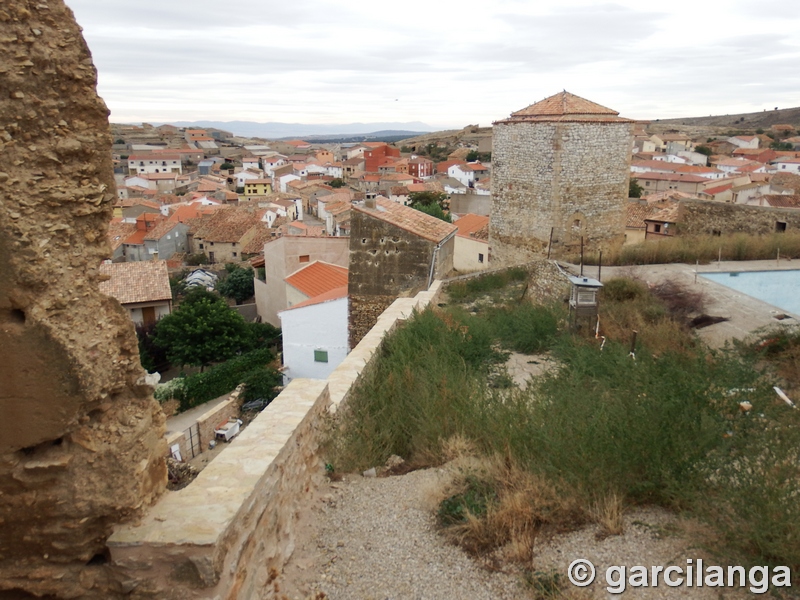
[0,1,166,598]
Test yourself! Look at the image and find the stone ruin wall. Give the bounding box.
[679,199,800,236]
[490,121,633,266]
[0,1,166,597]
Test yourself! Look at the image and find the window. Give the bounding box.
[232,252,237,257]
[314,349,328,363]
[299,255,310,263]
[776,221,787,233]
[654,224,661,233]
[199,243,204,249]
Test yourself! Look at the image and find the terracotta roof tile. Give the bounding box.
[99,260,172,305]
[285,261,348,298]
[763,194,800,208]
[353,197,457,243]
[144,220,180,241]
[280,285,348,312]
[107,220,138,252]
[193,208,263,243]
[498,91,632,124]
[645,201,680,224]
[454,213,490,239]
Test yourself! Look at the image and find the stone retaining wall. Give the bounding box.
[679,199,800,236]
[107,282,443,599]
[196,387,243,451]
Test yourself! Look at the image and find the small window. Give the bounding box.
[232,252,237,257]
[478,253,484,263]
[299,255,310,263]
[654,224,661,233]
[199,243,204,249]
[314,349,328,363]
[776,221,787,233]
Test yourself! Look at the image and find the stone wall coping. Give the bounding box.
[108,378,329,548]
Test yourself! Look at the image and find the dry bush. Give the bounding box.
[591,492,624,539]
[440,433,478,462]
[440,456,586,562]
[648,279,707,319]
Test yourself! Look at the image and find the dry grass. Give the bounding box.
[439,456,586,563]
[591,492,625,539]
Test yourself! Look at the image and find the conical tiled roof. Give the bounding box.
[496,91,632,124]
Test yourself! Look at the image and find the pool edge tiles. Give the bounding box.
[700,269,800,318]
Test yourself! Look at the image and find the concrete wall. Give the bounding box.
[679,199,800,235]
[259,236,350,326]
[491,120,633,265]
[108,283,443,599]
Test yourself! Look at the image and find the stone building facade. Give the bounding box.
[490,91,634,265]
[348,198,456,348]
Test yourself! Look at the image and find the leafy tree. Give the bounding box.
[695,145,713,157]
[756,128,765,134]
[153,288,254,369]
[136,321,170,373]
[217,266,255,304]
[220,162,234,170]
[466,150,480,162]
[186,253,208,266]
[409,191,448,208]
[115,138,126,145]
[465,150,492,162]
[414,202,451,222]
[330,178,346,188]
[629,178,644,198]
[770,141,793,151]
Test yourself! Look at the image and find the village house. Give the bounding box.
[190,207,266,263]
[98,260,173,326]
[772,157,800,174]
[243,179,273,198]
[107,219,137,261]
[278,285,348,383]
[728,135,759,149]
[644,201,680,240]
[452,213,490,272]
[407,156,434,179]
[127,154,182,175]
[256,235,350,326]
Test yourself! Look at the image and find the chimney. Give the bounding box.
[152,250,159,261]
[365,196,376,209]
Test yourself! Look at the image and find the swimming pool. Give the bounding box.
[700,270,800,316]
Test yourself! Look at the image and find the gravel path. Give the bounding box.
[282,468,527,600]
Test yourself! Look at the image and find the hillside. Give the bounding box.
[654,105,800,129]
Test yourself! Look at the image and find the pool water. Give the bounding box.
[700,270,800,316]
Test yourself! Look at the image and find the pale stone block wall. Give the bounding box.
[107,282,444,599]
[195,387,243,450]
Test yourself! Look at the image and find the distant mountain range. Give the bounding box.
[155,120,439,140]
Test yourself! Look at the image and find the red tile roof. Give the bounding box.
[700,183,734,196]
[281,285,348,312]
[454,213,490,239]
[285,261,348,298]
[99,260,172,305]
[192,208,263,243]
[144,220,180,241]
[353,197,458,243]
[497,91,632,124]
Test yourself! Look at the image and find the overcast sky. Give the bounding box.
[67,0,800,129]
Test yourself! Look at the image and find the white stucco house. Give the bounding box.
[278,287,349,382]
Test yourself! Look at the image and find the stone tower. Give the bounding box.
[490,91,634,264]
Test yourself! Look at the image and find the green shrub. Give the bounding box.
[176,348,276,411]
[447,267,527,301]
[241,368,282,403]
[487,303,562,353]
[438,475,496,525]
